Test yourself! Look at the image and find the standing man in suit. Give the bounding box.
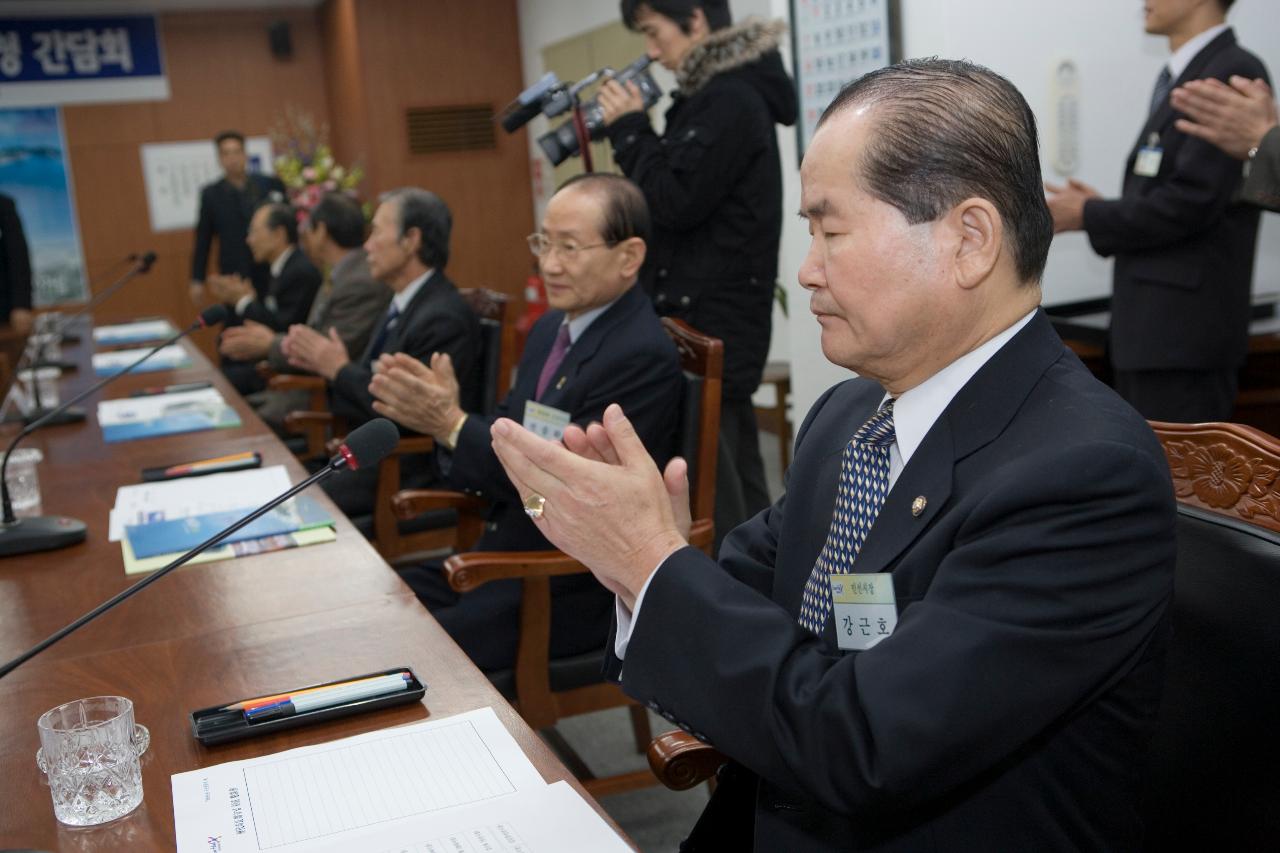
[0,192,33,334]
[209,202,321,395]
[1047,0,1268,422]
[1171,73,1280,209]
[223,193,391,432]
[490,60,1177,850]
[189,130,286,307]
[285,187,479,518]
[367,174,683,673]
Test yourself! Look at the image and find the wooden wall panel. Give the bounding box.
[338,0,535,298]
[61,8,329,361]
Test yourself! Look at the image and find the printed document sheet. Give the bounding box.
[172,707,626,852]
[109,465,293,541]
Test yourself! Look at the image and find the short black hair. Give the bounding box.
[259,202,299,245]
[1220,0,1235,10]
[818,58,1052,285]
[308,193,366,249]
[380,188,452,269]
[557,173,651,245]
[214,130,245,149]
[621,0,731,33]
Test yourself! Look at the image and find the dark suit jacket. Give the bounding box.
[330,269,479,428]
[191,173,286,294]
[1243,124,1280,211]
[613,312,1177,851]
[0,193,32,324]
[240,247,321,332]
[1083,28,1268,371]
[432,284,683,671]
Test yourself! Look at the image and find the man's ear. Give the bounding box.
[688,7,710,39]
[948,198,1003,290]
[401,225,423,258]
[617,236,646,279]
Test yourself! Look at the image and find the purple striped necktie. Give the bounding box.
[535,323,572,399]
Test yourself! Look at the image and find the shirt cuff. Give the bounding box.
[612,553,668,660]
[234,294,254,316]
[442,412,468,450]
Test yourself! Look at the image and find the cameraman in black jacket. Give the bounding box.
[600,0,797,542]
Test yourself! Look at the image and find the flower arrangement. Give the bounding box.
[270,106,364,217]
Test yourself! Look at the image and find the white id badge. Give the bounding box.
[1134,133,1163,177]
[829,573,898,651]
[523,400,572,442]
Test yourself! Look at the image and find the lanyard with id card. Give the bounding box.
[1134,132,1163,177]
[829,572,898,651]
[523,400,572,442]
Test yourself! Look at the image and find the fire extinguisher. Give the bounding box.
[517,265,548,349]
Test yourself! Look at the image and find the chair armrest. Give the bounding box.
[268,374,326,392]
[391,488,487,519]
[647,731,728,791]
[255,361,276,380]
[442,550,592,593]
[283,410,333,434]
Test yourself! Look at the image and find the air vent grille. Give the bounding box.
[406,105,496,154]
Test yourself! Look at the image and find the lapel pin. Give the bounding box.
[911,496,927,517]
[555,377,566,390]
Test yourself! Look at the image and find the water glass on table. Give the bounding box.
[36,696,150,827]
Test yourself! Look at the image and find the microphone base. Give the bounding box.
[31,359,77,372]
[0,515,88,557]
[2,406,87,427]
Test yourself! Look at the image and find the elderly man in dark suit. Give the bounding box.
[222,193,391,432]
[190,130,286,305]
[368,174,682,673]
[209,202,321,395]
[489,60,1177,851]
[1047,0,1268,422]
[286,187,479,518]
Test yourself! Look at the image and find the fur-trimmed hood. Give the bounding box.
[675,17,796,125]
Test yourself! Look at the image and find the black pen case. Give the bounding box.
[189,666,427,746]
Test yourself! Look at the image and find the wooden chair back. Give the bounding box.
[661,317,723,523]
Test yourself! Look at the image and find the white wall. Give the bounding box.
[517,0,1280,419]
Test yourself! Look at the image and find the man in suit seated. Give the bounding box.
[189,130,286,306]
[209,202,322,395]
[488,60,1177,851]
[285,187,480,518]
[367,173,683,673]
[221,193,392,434]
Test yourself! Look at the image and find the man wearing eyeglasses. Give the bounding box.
[367,173,683,673]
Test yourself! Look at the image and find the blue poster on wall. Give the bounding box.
[0,106,87,306]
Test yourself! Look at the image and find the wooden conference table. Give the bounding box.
[0,323,629,850]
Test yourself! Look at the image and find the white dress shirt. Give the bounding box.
[1165,23,1229,81]
[613,308,1039,659]
[235,245,296,316]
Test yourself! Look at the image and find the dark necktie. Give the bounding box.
[366,302,400,361]
[1149,67,1173,118]
[798,399,896,634]
[535,323,572,399]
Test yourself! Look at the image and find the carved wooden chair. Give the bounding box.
[273,288,517,561]
[391,317,723,797]
[1140,420,1280,850]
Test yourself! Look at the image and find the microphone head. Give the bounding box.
[197,304,230,328]
[336,418,399,471]
[138,251,157,272]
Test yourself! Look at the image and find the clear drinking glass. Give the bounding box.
[17,366,60,410]
[2,447,44,516]
[36,696,150,827]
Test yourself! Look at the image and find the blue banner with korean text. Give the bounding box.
[0,15,168,107]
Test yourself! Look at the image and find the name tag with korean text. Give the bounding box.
[523,400,572,442]
[829,573,897,651]
[1134,133,1163,177]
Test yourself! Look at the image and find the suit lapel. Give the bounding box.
[536,287,642,409]
[1142,28,1237,139]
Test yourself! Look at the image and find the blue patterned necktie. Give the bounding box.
[798,399,896,634]
[366,302,400,360]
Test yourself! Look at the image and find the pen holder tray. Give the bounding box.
[189,666,427,746]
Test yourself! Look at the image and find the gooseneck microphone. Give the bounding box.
[0,305,229,558]
[20,251,159,425]
[0,418,399,680]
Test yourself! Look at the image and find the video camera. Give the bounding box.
[499,56,663,167]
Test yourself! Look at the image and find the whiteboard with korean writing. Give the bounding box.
[139,136,274,232]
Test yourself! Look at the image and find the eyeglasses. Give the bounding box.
[527,233,617,260]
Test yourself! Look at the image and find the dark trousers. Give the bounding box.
[398,560,613,673]
[714,395,771,553]
[1113,368,1238,423]
[221,357,265,396]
